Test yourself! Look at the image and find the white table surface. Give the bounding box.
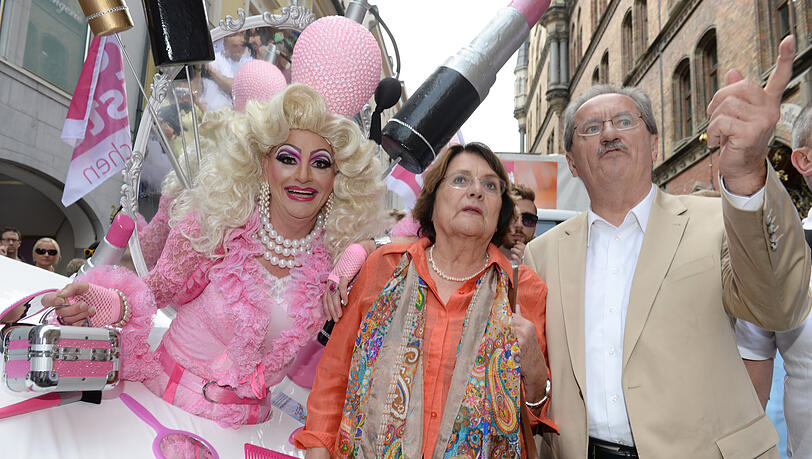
[0,256,311,458]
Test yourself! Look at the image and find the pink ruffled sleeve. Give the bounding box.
[75,266,161,382]
[138,194,173,270]
[144,212,208,308]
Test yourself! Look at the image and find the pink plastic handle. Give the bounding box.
[119,393,220,459]
[0,392,61,419]
[0,289,58,324]
[107,213,135,248]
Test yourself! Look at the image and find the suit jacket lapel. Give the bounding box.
[622,189,688,368]
[559,213,588,393]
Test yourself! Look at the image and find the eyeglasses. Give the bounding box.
[443,171,506,196]
[1,238,20,244]
[35,248,58,256]
[574,113,643,137]
[520,212,539,228]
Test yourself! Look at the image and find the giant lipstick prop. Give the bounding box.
[381,0,550,173]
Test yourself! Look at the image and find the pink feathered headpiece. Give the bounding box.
[232,60,288,113]
[291,16,382,118]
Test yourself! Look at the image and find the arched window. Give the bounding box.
[673,59,693,140]
[600,51,609,83]
[547,131,556,156]
[696,29,718,121]
[622,10,633,74]
[634,0,648,57]
[592,67,600,85]
[591,0,598,33]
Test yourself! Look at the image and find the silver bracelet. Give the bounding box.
[526,379,551,408]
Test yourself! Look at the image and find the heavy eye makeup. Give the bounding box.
[309,150,333,169]
[274,145,301,165]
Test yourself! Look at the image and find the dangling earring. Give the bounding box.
[323,192,334,224]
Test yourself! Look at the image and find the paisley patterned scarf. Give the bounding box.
[336,251,525,458]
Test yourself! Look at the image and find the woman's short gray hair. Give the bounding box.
[562,84,659,152]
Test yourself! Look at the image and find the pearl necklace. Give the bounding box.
[254,183,331,269]
[428,245,489,283]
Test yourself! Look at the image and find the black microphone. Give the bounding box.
[318,319,335,346]
[381,0,550,173]
[369,77,402,144]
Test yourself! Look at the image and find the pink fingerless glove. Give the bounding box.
[70,284,127,327]
[328,243,368,284]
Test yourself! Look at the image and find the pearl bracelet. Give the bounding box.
[110,289,131,328]
[525,379,551,408]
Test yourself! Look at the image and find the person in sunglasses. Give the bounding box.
[32,237,60,272]
[500,183,538,265]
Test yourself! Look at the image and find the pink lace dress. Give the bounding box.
[137,193,173,270]
[79,208,331,428]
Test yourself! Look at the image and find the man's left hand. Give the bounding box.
[707,35,795,196]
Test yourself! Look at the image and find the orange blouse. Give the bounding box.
[294,238,557,456]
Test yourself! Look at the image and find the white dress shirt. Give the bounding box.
[585,181,763,446]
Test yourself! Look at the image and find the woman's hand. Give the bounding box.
[323,275,348,322]
[41,282,96,326]
[512,303,548,408]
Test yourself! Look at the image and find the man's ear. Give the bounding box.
[791,147,812,176]
[566,152,579,178]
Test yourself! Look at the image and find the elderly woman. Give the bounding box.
[43,84,384,428]
[33,237,60,272]
[296,142,557,458]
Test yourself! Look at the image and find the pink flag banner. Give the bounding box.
[60,35,131,206]
[384,131,464,210]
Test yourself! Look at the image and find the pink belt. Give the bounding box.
[157,345,264,424]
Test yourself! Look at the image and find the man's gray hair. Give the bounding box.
[792,105,812,150]
[562,84,659,152]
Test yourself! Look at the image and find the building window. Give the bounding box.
[696,30,718,121]
[547,131,556,156]
[591,0,598,33]
[673,59,692,140]
[774,0,791,40]
[592,67,600,85]
[6,0,88,92]
[622,10,633,74]
[570,23,577,76]
[634,0,648,58]
[600,51,609,83]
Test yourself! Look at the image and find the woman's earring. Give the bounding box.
[323,192,334,223]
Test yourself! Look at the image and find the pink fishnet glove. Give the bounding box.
[70,283,122,327]
[328,243,368,284]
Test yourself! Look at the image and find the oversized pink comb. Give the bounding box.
[244,443,298,459]
[291,15,382,117]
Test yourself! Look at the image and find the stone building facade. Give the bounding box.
[516,0,812,210]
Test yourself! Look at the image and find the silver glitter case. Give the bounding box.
[3,324,120,392]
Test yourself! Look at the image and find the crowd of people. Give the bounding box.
[2,23,810,458]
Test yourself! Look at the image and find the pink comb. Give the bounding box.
[291,16,382,117]
[233,60,288,113]
[244,444,298,459]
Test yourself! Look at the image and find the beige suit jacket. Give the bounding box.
[525,169,811,459]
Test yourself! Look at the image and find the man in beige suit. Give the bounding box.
[524,36,810,458]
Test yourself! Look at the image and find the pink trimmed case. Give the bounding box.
[3,324,120,392]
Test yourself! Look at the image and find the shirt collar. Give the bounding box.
[406,237,515,283]
[587,184,656,245]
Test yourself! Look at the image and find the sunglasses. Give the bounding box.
[84,248,95,258]
[35,248,58,256]
[520,212,539,228]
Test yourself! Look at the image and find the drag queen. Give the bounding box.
[44,83,384,427]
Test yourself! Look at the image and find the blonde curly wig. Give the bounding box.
[169,84,384,261]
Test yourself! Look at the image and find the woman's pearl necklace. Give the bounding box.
[428,245,489,283]
[255,183,329,269]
